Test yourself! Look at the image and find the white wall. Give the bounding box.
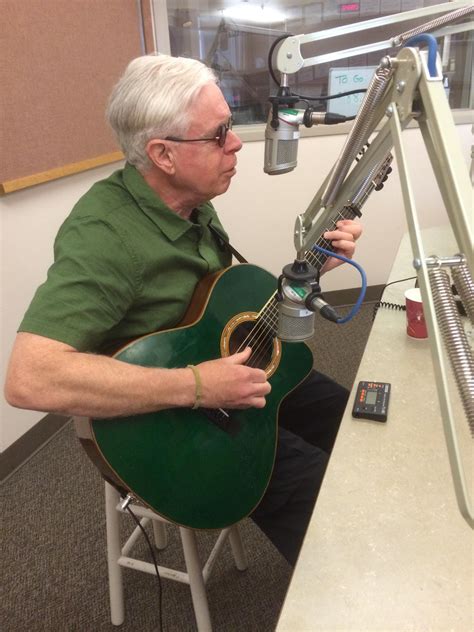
[1,124,471,451]
[1,165,119,451]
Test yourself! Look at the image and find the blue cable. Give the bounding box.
[313,244,367,324]
[404,34,438,78]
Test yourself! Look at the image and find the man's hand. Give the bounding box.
[320,219,363,275]
[196,347,271,409]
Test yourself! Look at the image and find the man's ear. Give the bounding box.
[146,139,175,175]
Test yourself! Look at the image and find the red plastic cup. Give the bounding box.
[405,287,427,339]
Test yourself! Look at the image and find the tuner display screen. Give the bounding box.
[365,390,377,406]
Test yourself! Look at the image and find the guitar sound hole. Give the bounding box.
[228,321,274,371]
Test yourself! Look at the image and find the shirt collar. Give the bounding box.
[122,163,215,242]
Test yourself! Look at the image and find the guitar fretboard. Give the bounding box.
[238,205,357,370]
[238,149,393,370]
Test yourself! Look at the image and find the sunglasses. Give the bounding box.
[165,118,233,148]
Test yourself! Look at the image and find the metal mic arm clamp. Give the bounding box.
[268,89,299,130]
[276,259,320,300]
[277,259,340,323]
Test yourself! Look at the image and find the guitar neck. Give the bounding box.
[257,204,357,337]
[303,203,357,273]
[257,150,394,337]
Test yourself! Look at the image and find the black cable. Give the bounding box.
[372,276,417,320]
[126,504,164,632]
[384,275,418,289]
[268,35,368,104]
[293,88,367,102]
[268,33,292,86]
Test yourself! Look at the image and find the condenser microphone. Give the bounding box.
[264,105,350,175]
[276,260,340,342]
[277,279,316,341]
[264,109,304,175]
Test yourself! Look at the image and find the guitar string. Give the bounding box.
[240,208,354,369]
[239,154,393,367]
[245,297,280,370]
[246,256,328,368]
[245,207,353,369]
[242,208,352,369]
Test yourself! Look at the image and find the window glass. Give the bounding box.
[161,1,472,124]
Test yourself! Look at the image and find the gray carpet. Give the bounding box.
[0,303,374,632]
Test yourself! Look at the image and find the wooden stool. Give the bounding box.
[105,481,248,631]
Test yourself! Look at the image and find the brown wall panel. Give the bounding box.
[1,0,153,193]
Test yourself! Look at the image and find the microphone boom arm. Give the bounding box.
[275,1,473,75]
[272,6,474,527]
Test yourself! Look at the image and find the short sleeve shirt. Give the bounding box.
[19,163,232,352]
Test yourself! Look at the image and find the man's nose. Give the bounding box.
[226,129,243,153]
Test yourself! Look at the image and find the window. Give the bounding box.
[154,1,473,125]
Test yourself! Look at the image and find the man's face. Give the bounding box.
[169,83,242,204]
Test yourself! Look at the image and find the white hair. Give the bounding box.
[106,54,217,171]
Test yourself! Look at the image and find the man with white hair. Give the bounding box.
[6,54,361,566]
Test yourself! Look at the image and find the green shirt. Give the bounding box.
[19,163,232,352]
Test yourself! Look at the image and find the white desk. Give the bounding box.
[277,226,473,631]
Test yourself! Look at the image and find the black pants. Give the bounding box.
[250,370,349,566]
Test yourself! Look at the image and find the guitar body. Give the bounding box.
[78,264,313,530]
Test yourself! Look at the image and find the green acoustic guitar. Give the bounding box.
[75,153,393,530]
[77,263,313,529]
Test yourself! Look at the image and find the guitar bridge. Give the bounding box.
[201,407,240,436]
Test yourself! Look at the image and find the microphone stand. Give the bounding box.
[270,5,474,527]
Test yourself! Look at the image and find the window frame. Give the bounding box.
[151,0,473,137]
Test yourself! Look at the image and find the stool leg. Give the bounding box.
[105,482,125,626]
[228,524,248,571]
[180,527,212,632]
[152,520,168,550]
